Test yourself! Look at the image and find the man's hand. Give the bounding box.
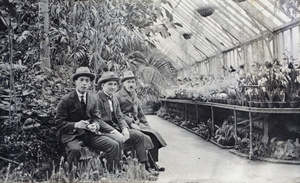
[122,128,130,142]
[134,119,140,125]
[74,120,90,129]
[86,123,98,132]
[131,123,140,130]
[111,130,125,142]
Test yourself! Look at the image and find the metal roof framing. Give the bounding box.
[153,0,300,70]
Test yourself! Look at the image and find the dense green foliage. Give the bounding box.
[0,0,178,182]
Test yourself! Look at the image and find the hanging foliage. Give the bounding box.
[196,6,215,17]
[183,33,192,39]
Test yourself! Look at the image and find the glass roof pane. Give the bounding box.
[156,0,299,70]
[169,14,217,52]
[178,3,233,48]
[226,0,271,32]
[261,9,282,26]
[251,1,264,11]
[251,0,283,26]
[218,1,261,35]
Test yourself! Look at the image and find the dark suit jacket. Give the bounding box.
[114,87,149,127]
[56,90,115,143]
[95,91,129,131]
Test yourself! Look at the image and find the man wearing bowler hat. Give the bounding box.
[115,70,167,171]
[56,67,122,173]
[94,71,158,176]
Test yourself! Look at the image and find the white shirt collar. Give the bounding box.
[76,90,86,102]
[103,91,113,99]
[103,91,114,111]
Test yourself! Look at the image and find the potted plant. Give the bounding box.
[258,88,268,108]
[235,87,246,106]
[266,89,279,108]
[283,63,300,108]
[278,89,287,108]
[258,61,280,108]
[245,88,254,107]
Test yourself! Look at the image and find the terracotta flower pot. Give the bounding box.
[267,102,277,108]
[248,101,254,107]
[260,102,268,108]
[289,101,299,108]
[227,99,232,105]
[254,101,260,108]
[237,100,243,106]
[278,102,286,108]
[232,100,238,105]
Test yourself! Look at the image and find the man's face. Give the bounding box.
[75,76,91,94]
[123,79,136,93]
[102,81,118,96]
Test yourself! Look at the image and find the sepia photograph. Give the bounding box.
[0,0,300,182]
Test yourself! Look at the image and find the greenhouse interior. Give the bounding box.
[0,0,300,182]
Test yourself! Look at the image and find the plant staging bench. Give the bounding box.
[161,98,300,161]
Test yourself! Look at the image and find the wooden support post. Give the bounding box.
[185,103,187,121]
[39,0,51,75]
[164,101,168,113]
[195,104,199,124]
[262,115,269,145]
[249,112,254,159]
[176,103,179,117]
[234,109,237,147]
[211,106,214,134]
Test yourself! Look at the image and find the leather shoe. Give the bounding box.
[147,168,159,176]
[155,166,165,172]
[152,163,165,172]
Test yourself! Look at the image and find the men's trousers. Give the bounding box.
[65,132,121,172]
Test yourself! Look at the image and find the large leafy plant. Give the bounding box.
[49,0,181,75]
[0,0,180,181]
[214,120,235,146]
[126,50,177,103]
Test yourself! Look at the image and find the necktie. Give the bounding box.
[107,95,114,112]
[81,95,86,112]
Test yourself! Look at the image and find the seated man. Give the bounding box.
[55,67,122,173]
[115,70,167,171]
[94,71,158,176]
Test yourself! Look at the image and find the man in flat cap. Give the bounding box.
[94,71,158,176]
[115,70,167,171]
[56,67,122,173]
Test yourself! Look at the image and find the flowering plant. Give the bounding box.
[258,61,280,102]
[278,89,286,102]
[257,88,266,102]
[282,63,300,101]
